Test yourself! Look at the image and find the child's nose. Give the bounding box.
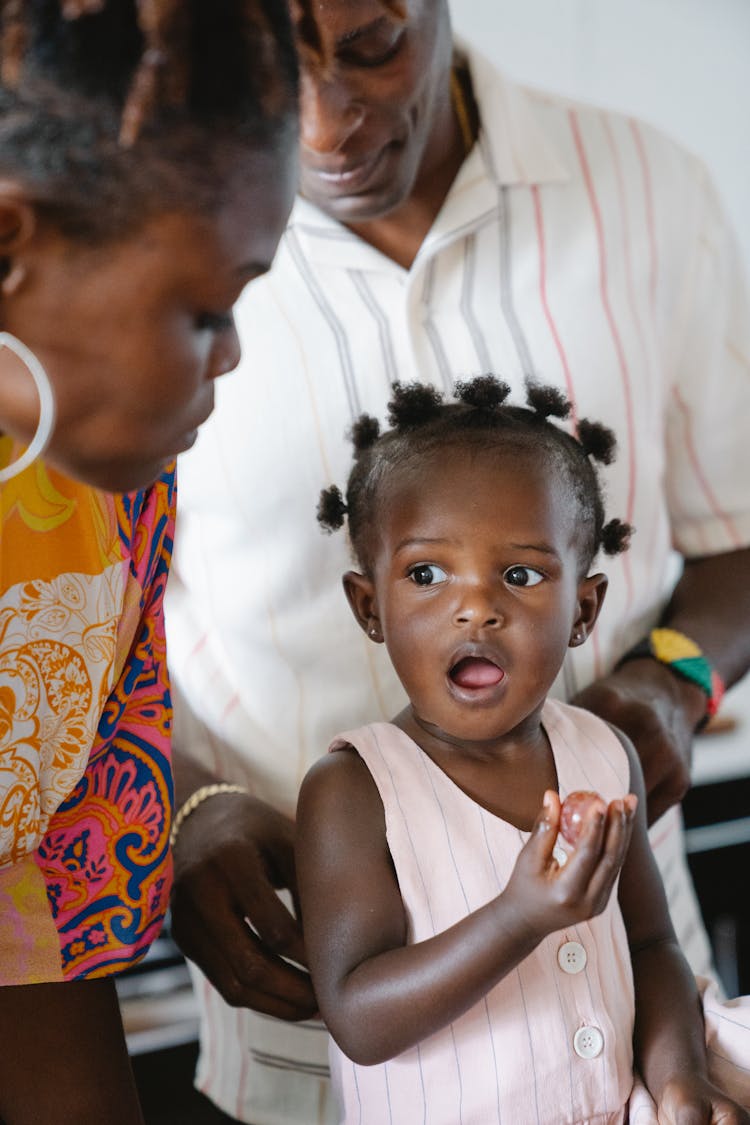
[452,586,504,628]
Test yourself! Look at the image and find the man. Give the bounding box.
[166,2,750,1122]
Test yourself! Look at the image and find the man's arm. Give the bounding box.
[574,546,750,825]
[169,734,316,1021]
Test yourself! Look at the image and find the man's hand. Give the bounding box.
[170,789,317,1021]
[572,658,706,826]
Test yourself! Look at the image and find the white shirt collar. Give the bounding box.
[287,43,569,273]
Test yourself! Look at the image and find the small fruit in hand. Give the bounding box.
[560,790,602,846]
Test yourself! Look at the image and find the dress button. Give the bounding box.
[557,940,587,974]
[573,1025,604,1059]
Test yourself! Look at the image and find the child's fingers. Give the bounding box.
[556,798,608,890]
[524,790,561,868]
[584,797,637,905]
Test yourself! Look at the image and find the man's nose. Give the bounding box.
[299,70,364,155]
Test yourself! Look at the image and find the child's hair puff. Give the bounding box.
[318,375,633,574]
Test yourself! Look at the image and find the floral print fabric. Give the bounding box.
[0,443,175,981]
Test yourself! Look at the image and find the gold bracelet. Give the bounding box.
[170,783,249,848]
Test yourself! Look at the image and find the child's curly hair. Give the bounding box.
[317,375,633,575]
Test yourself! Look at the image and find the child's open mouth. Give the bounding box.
[449,656,505,690]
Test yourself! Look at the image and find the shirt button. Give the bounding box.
[557,940,587,974]
[573,1025,604,1059]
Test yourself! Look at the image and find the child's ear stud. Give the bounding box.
[368,625,381,640]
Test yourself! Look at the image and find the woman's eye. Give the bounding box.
[504,565,544,588]
[195,311,234,334]
[408,563,447,587]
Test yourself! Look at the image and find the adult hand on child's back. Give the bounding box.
[503,791,637,944]
[572,659,706,828]
[657,1072,750,1124]
[170,790,317,1021]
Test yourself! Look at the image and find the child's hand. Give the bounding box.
[502,790,637,943]
[658,1072,750,1123]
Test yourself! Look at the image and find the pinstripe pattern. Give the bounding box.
[348,269,399,389]
[460,232,493,372]
[287,229,361,421]
[421,258,455,393]
[166,47,750,1123]
[329,700,636,1124]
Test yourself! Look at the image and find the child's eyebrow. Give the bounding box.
[508,542,562,560]
[393,536,455,553]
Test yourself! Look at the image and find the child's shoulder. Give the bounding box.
[296,738,389,854]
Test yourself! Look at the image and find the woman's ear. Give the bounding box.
[342,571,383,643]
[0,185,37,296]
[568,572,608,647]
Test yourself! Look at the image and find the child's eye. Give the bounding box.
[504,565,544,587]
[195,311,234,334]
[408,563,447,587]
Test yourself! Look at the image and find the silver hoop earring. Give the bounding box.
[0,332,56,483]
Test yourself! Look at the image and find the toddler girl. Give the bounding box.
[297,376,750,1124]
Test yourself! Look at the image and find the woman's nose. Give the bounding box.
[209,321,241,381]
[299,70,364,155]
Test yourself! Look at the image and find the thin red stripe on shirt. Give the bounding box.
[629,119,659,311]
[672,385,742,547]
[531,184,578,424]
[569,110,636,629]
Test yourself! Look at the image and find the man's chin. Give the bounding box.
[300,176,410,225]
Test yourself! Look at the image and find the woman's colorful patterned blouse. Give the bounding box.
[0,442,175,982]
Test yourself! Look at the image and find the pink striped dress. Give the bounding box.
[327,701,750,1123]
[328,699,636,1125]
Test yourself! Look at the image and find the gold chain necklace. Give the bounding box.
[450,67,476,155]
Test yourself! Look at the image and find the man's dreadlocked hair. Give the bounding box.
[0,0,301,241]
[318,375,633,575]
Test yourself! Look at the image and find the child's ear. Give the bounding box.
[569,572,608,648]
[343,571,383,643]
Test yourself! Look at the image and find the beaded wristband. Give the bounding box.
[617,627,725,729]
[170,783,249,848]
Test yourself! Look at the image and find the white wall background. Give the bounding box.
[449,0,750,272]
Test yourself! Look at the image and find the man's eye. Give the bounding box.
[504,566,544,588]
[195,311,234,333]
[408,564,447,587]
[338,25,404,67]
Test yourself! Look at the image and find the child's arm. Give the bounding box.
[615,729,749,1122]
[296,746,633,1065]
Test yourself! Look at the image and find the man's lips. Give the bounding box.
[305,144,392,192]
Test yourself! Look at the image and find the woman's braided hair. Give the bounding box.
[0,0,302,241]
[318,375,633,575]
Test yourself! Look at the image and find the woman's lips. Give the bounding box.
[450,656,505,690]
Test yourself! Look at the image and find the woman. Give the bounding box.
[0,1,298,1121]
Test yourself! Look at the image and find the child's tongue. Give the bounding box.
[451,657,504,689]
